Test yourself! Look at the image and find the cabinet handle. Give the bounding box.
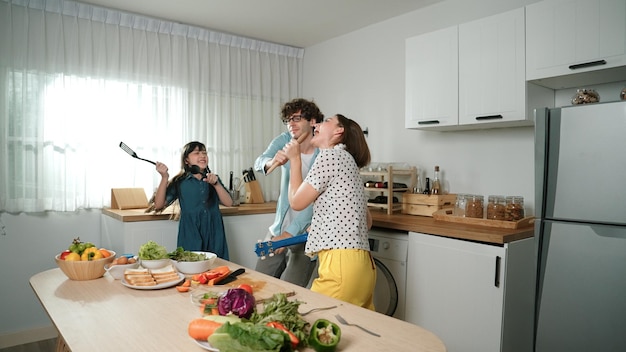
[475,115,503,121]
[418,120,440,125]
[568,59,607,70]
[494,256,501,288]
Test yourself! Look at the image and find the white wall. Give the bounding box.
[302,0,544,214]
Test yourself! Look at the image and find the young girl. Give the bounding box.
[148,141,233,259]
[283,114,375,310]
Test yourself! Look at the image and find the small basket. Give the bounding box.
[55,251,116,281]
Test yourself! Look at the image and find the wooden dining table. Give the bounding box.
[30,258,446,352]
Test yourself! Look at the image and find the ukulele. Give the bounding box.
[254,233,308,259]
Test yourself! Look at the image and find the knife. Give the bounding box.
[215,268,245,285]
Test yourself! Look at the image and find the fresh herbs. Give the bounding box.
[249,293,309,347]
[168,247,208,262]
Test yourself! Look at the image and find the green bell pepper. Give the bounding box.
[308,319,341,352]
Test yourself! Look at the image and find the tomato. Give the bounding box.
[237,284,253,295]
[59,250,71,260]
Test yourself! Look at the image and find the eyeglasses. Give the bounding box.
[282,114,304,125]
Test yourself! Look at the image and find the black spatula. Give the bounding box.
[119,142,156,165]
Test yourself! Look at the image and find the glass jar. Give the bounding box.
[454,194,467,217]
[505,196,525,221]
[486,195,506,220]
[465,195,484,219]
[571,88,600,105]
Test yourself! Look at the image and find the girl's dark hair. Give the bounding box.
[281,98,324,123]
[335,114,371,168]
[171,141,207,184]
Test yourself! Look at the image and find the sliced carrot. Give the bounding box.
[188,318,222,340]
[176,286,190,292]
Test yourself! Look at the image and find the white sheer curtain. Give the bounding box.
[0,0,302,212]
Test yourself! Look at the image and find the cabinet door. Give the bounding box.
[459,8,527,126]
[406,232,505,352]
[405,26,458,129]
[526,0,626,80]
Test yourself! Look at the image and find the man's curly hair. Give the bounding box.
[280,98,324,123]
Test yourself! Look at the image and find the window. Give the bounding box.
[0,0,302,212]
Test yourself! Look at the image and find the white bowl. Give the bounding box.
[140,258,172,270]
[104,261,140,280]
[173,251,217,274]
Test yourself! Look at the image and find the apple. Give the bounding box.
[59,250,71,260]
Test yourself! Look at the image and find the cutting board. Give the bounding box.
[191,273,295,304]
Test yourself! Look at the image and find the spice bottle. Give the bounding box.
[505,196,525,221]
[423,177,431,195]
[431,166,441,195]
[486,195,506,220]
[465,195,484,219]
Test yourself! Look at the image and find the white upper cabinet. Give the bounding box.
[459,8,528,127]
[526,0,626,87]
[406,8,552,131]
[405,26,458,129]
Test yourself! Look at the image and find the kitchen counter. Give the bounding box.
[370,209,533,244]
[30,259,447,352]
[102,202,277,222]
[102,202,532,245]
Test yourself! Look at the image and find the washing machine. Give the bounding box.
[368,228,408,320]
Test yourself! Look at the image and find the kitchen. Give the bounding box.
[1,0,626,351]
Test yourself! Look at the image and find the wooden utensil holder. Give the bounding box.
[244,180,265,204]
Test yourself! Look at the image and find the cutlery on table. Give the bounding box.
[300,305,337,316]
[335,314,380,337]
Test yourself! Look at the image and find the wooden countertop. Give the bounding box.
[102,202,277,222]
[370,209,534,245]
[30,259,447,352]
[102,202,532,245]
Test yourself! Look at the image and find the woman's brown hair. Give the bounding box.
[335,114,371,168]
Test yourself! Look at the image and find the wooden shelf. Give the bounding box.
[362,166,417,215]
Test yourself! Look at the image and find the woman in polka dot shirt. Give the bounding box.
[283,114,376,310]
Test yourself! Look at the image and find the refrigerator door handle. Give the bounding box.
[494,256,501,288]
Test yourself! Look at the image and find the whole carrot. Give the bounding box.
[188,318,222,340]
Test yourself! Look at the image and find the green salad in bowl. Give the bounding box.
[169,247,217,274]
[138,241,171,269]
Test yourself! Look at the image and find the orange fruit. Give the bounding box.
[99,248,112,258]
[176,286,190,292]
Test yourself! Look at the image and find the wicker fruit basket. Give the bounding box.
[55,251,116,280]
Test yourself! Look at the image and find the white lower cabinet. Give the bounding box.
[406,232,534,352]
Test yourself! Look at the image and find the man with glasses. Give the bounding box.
[253,98,324,287]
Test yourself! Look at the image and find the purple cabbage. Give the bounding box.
[217,288,256,319]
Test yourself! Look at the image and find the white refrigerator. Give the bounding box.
[534,101,626,352]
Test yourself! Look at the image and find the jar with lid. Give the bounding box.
[505,196,525,221]
[454,194,467,217]
[486,195,506,220]
[571,89,600,105]
[465,195,484,219]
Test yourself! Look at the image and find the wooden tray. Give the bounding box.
[432,209,535,229]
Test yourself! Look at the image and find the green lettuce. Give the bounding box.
[138,240,168,260]
[208,322,292,352]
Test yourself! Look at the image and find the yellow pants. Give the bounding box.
[311,249,376,310]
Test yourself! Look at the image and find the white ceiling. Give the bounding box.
[80,0,442,48]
